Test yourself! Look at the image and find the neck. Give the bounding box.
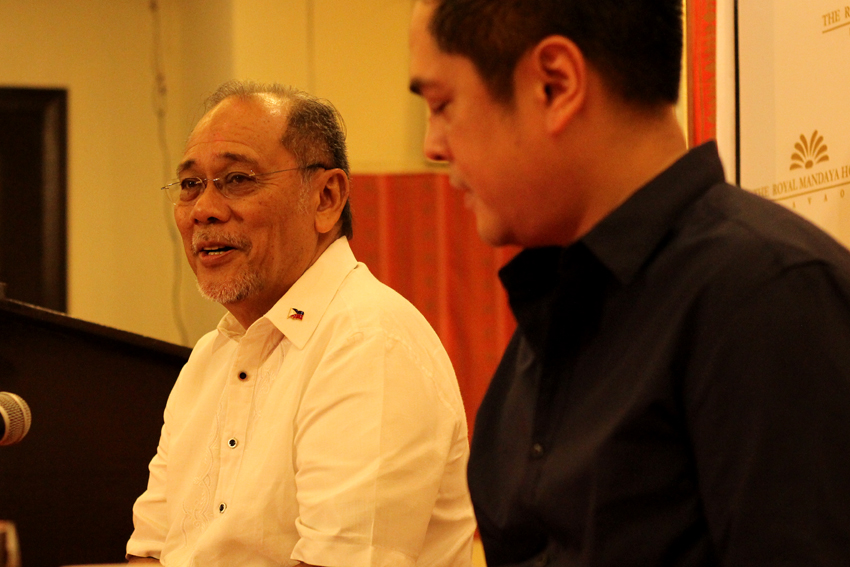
[566,102,688,243]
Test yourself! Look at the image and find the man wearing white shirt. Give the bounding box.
[127,81,475,566]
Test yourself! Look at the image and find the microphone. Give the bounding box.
[0,392,32,446]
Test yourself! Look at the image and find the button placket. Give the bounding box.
[215,334,262,515]
[213,320,283,519]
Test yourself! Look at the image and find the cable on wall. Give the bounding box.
[149,0,190,346]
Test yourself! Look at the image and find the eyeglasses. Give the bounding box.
[161,164,326,205]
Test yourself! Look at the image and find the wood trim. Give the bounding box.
[687,0,718,146]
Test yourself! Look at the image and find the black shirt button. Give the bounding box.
[227,438,238,448]
[531,443,545,458]
[238,371,247,380]
[218,502,227,514]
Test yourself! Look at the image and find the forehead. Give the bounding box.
[408,2,442,88]
[181,96,290,171]
[408,1,488,99]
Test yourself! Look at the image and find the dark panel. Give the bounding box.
[0,88,68,312]
[0,298,189,567]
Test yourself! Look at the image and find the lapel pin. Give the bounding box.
[288,308,305,321]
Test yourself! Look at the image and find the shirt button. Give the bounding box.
[531,443,545,458]
[218,502,227,514]
[238,371,247,381]
[227,438,238,449]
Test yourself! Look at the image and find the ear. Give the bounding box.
[526,35,587,134]
[314,168,350,235]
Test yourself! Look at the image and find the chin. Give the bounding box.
[197,271,263,305]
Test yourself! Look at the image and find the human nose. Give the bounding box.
[423,119,449,163]
[189,178,232,224]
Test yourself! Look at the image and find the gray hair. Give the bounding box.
[205,80,353,240]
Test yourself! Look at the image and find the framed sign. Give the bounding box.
[738,1,850,248]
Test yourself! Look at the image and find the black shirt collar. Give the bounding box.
[581,141,726,285]
[498,142,726,353]
[501,142,726,290]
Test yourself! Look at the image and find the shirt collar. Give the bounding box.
[216,237,358,349]
[500,142,726,292]
[581,141,726,285]
[498,142,726,353]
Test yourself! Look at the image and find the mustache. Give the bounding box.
[191,231,251,255]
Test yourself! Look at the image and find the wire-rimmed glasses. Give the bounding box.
[161,164,326,205]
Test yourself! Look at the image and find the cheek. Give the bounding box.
[173,210,197,255]
[174,210,192,237]
[451,120,499,170]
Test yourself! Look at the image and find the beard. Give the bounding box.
[191,230,263,305]
[195,267,264,305]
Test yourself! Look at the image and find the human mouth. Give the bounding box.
[192,233,250,259]
[202,247,231,256]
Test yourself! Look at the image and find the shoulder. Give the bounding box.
[662,183,850,293]
[332,263,442,344]
[319,263,462,406]
[643,184,850,371]
[691,184,848,263]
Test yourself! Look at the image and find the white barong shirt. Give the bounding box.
[127,238,475,566]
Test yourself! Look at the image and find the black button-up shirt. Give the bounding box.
[469,142,850,566]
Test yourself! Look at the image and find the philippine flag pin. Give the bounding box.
[288,308,305,321]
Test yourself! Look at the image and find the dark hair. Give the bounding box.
[205,81,353,240]
[427,0,683,107]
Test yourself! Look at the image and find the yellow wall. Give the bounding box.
[0,0,689,347]
[1,0,194,344]
[0,0,426,346]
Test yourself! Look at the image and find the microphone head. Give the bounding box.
[0,392,32,446]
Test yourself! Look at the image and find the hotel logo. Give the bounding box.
[790,130,829,171]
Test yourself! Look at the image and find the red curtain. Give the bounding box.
[688,0,717,146]
[348,173,517,436]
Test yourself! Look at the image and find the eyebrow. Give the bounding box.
[176,152,260,176]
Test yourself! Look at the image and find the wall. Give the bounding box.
[0,0,190,344]
[0,0,690,346]
[0,0,425,346]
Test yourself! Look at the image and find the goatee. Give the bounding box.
[196,268,264,305]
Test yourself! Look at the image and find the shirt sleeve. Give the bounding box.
[290,325,464,567]
[126,417,170,560]
[686,261,850,564]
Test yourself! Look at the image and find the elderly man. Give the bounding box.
[126,81,475,566]
[409,1,850,565]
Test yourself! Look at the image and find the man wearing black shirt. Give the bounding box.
[409,0,850,565]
